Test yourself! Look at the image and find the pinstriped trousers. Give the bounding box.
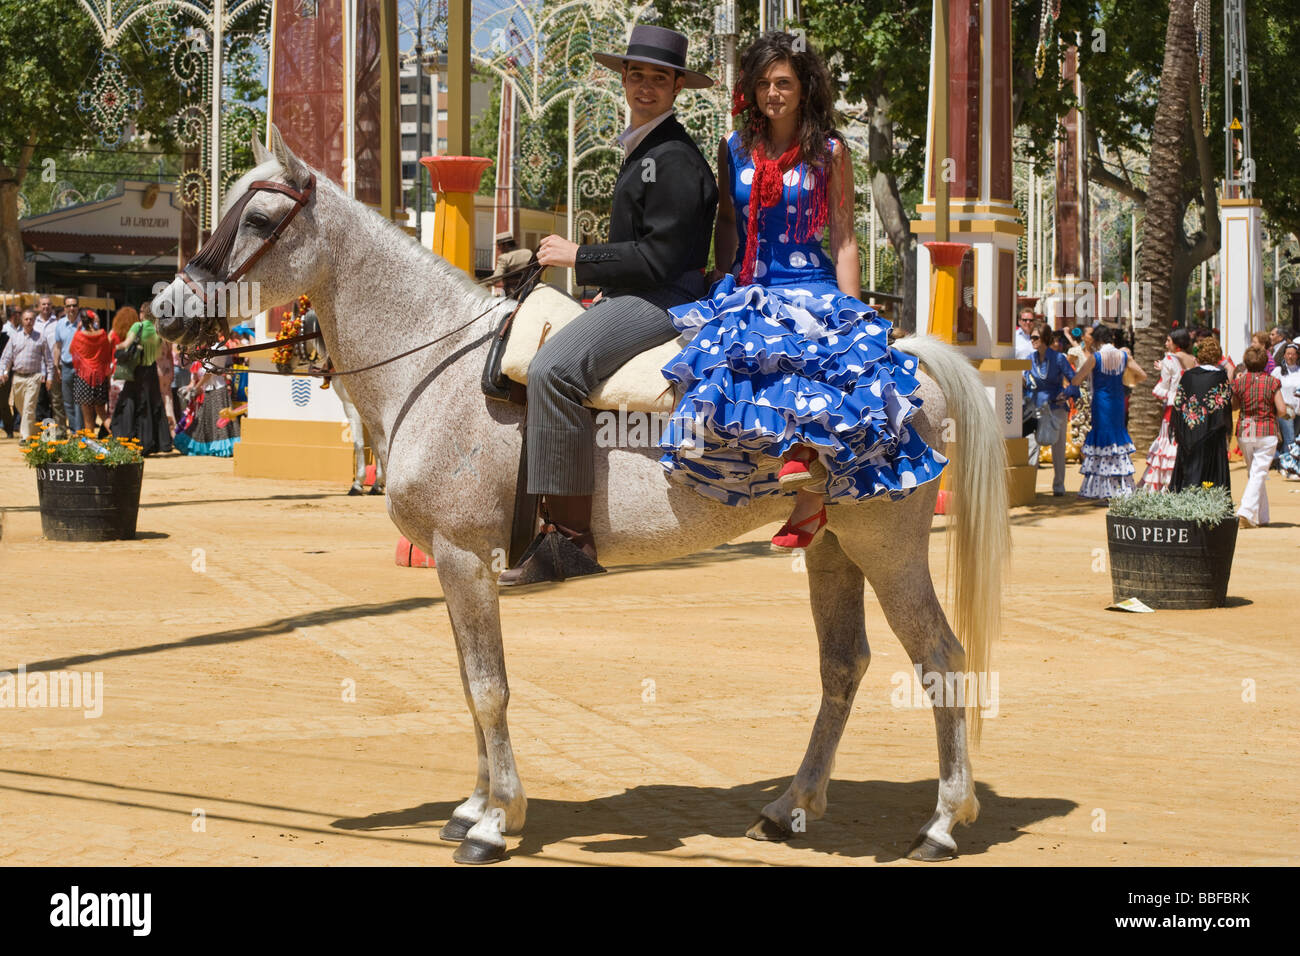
[526,294,680,496]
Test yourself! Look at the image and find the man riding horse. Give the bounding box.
[497,24,719,587]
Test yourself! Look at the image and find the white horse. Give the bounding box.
[155,127,1010,864]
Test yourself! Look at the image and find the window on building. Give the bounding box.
[401,133,417,151]
[437,110,448,122]
[401,105,417,123]
[437,138,447,151]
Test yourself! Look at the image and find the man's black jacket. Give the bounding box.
[573,114,718,307]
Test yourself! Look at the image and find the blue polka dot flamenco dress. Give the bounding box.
[657,131,948,507]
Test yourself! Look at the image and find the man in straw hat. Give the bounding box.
[485,231,534,298]
[499,23,719,586]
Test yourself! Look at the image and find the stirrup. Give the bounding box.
[497,523,607,588]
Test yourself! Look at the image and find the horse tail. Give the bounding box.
[893,334,1010,745]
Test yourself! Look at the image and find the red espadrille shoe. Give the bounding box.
[770,506,827,550]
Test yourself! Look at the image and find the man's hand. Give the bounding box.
[537,235,578,269]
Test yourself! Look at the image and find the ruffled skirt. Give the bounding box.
[1139,405,1178,492]
[656,276,947,506]
[175,385,240,457]
[1279,437,1300,478]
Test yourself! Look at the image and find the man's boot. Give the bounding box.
[497,494,606,588]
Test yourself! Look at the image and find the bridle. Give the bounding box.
[174,173,318,341]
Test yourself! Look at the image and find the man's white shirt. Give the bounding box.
[617,108,675,157]
[1015,327,1034,361]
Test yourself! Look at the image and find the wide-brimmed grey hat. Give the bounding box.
[593,23,715,90]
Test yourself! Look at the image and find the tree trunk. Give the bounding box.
[866,93,917,332]
[0,178,24,292]
[0,141,35,292]
[1134,0,1197,452]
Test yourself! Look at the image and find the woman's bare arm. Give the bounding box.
[827,140,860,299]
[1070,352,1096,388]
[712,137,737,280]
[1124,348,1148,382]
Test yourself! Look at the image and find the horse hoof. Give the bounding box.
[368,484,384,495]
[439,817,473,842]
[906,834,957,861]
[452,838,507,865]
[746,814,793,842]
[347,485,363,496]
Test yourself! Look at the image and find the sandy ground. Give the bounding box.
[0,436,1296,867]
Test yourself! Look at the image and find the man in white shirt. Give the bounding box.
[32,294,69,431]
[1014,307,1036,360]
[0,309,53,439]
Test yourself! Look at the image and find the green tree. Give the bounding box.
[0,0,265,289]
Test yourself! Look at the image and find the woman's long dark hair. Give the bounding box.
[735,32,844,173]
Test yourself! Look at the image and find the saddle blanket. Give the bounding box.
[498,285,683,414]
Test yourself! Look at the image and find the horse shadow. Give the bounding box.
[332,776,1075,863]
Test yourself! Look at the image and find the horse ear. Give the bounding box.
[251,131,273,166]
[268,123,308,188]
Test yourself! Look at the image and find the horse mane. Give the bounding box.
[222,158,498,317]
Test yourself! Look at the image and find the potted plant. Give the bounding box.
[22,429,145,541]
[1106,484,1237,609]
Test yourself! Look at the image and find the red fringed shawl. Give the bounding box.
[738,139,831,286]
[70,329,115,388]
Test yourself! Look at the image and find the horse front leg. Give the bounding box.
[431,536,526,864]
[437,681,489,843]
[748,529,870,841]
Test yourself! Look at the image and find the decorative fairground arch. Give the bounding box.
[76,0,273,240]
[469,0,729,293]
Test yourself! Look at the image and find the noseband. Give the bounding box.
[173,173,317,337]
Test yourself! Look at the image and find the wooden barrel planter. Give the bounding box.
[36,462,144,541]
[1105,515,1237,610]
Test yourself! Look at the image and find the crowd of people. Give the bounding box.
[1019,308,1300,528]
[0,294,243,456]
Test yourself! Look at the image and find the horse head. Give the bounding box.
[154,125,330,351]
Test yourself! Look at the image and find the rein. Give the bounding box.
[174,168,544,396]
[192,261,544,379]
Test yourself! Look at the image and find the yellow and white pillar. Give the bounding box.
[913,0,1034,505]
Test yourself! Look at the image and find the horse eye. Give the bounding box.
[245,212,269,229]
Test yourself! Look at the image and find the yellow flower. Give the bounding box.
[1202,481,1213,489]
[95,454,105,460]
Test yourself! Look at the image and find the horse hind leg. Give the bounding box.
[748,529,870,841]
[843,538,980,861]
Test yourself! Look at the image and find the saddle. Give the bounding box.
[481,283,688,571]
[481,284,684,413]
